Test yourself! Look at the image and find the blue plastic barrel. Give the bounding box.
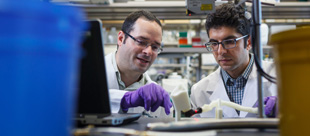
[0,1,86,136]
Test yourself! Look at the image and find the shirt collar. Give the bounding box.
[111,51,119,73]
[221,53,254,85]
[242,53,254,81]
[111,51,124,89]
[111,51,146,90]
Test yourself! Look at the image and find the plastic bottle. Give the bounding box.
[108,27,118,44]
[102,27,108,44]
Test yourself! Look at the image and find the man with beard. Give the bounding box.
[105,10,172,118]
[190,3,277,118]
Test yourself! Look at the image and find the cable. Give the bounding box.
[250,5,277,84]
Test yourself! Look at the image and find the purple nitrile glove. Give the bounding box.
[255,96,278,117]
[120,83,172,115]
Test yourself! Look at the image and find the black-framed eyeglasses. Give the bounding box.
[122,30,163,54]
[205,35,248,52]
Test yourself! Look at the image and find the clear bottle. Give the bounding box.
[102,27,108,44]
[108,27,117,44]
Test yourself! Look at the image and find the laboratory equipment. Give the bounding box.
[170,84,191,122]
[186,0,216,16]
[170,84,258,120]
[183,99,258,118]
[162,72,189,94]
[270,27,310,136]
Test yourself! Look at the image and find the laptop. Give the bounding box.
[75,19,141,126]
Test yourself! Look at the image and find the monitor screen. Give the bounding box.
[76,20,111,117]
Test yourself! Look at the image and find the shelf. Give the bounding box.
[260,2,310,19]
[201,65,217,70]
[162,47,208,53]
[161,46,272,54]
[152,63,217,71]
[104,44,273,54]
[262,45,273,49]
[152,63,186,68]
[65,1,310,20]
[151,63,216,68]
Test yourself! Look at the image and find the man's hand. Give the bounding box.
[255,96,277,117]
[120,83,172,115]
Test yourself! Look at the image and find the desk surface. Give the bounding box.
[74,117,279,136]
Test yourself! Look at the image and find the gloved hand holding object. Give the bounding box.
[255,96,277,117]
[121,83,172,115]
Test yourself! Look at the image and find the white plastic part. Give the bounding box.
[170,84,191,122]
[201,99,258,117]
[216,108,223,119]
[215,99,223,119]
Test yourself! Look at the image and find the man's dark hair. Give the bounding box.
[205,3,251,47]
[121,10,162,43]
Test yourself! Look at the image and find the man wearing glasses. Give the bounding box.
[190,3,277,118]
[105,10,172,117]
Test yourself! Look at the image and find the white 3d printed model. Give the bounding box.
[170,85,258,121]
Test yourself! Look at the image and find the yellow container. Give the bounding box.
[270,28,310,136]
